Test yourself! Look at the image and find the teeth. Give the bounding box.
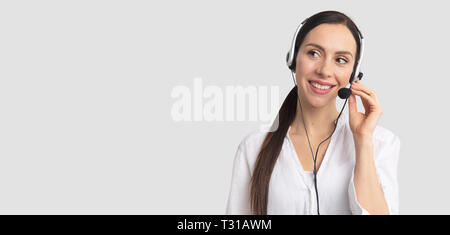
[311,82,332,90]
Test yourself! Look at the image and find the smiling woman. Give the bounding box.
[226,11,401,215]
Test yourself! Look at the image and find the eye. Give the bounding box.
[337,57,348,64]
[308,50,320,58]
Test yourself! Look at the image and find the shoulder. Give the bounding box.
[235,129,270,163]
[373,125,401,147]
[237,129,269,153]
[372,125,401,162]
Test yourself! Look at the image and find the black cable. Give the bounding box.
[310,98,348,215]
[291,72,349,215]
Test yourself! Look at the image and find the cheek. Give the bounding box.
[296,57,315,75]
[336,67,354,84]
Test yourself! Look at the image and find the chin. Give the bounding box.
[307,97,331,108]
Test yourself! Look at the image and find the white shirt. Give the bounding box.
[226,112,400,215]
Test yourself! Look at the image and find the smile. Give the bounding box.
[308,81,336,95]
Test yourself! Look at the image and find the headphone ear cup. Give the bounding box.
[348,71,363,84]
[286,52,291,67]
[357,72,363,80]
[286,51,295,71]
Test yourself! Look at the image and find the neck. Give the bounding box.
[290,96,340,138]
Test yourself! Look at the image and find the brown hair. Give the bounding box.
[249,10,362,215]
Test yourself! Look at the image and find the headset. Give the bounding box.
[285,17,365,215]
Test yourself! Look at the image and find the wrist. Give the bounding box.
[353,135,374,162]
[353,134,374,147]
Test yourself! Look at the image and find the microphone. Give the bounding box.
[338,88,352,99]
[338,72,364,99]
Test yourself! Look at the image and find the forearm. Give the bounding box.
[353,136,389,214]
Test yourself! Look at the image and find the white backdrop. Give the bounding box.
[0,0,448,214]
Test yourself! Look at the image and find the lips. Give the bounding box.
[308,80,336,95]
[308,80,337,86]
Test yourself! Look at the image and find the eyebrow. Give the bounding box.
[304,43,353,58]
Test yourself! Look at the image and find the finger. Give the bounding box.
[351,88,382,116]
[352,85,380,107]
[352,82,379,102]
[352,84,377,103]
[354,81,383,121]
[352,82,374,95]
[353,81,382,114]
[360,94,372,114]
[350,88,377,107]
[352,89,371,114]
[348,92,357,116]
[348,94,366,124]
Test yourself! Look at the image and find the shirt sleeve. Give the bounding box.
[348,134,401,215]
[225,142,253,215]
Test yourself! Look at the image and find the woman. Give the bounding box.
[226,11,400,215]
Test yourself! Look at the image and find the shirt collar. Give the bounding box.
[286,111,347,139]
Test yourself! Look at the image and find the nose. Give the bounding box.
[316,58,334,78]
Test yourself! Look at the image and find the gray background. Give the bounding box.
[0,0,448,214]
